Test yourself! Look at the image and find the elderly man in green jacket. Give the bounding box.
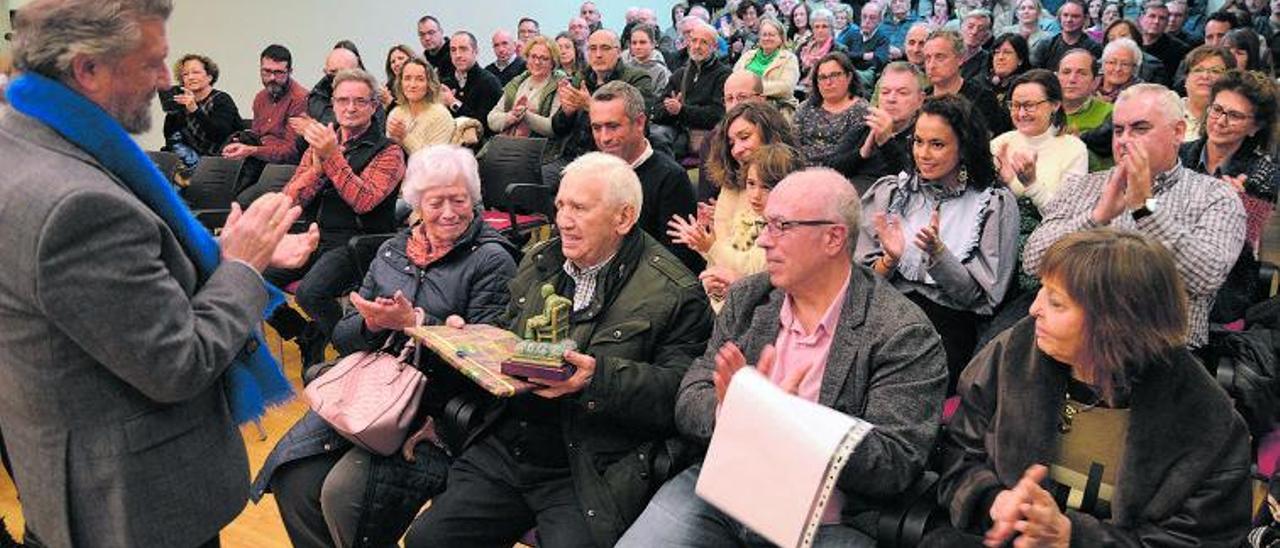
[405,152,714,548]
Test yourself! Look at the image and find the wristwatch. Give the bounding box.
[1132,197,1158,221]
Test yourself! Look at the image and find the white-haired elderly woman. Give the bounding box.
[734,16,802,115]
[251,144,517,548]
[1096,36,1144,103]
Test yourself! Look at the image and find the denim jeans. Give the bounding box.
[617,464,877,548]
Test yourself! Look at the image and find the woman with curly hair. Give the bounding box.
[857,94,1020,390]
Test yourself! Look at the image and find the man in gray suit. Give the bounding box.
[0,1,313,546]
[619,169,948,547]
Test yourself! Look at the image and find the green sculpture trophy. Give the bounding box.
[501,283,578,381]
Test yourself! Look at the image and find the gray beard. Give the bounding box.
[110,94,152,135]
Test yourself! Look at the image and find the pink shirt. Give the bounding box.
[770,273,851,523]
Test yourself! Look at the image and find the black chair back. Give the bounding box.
[146,150,181,185]
[477,136,547,212]
[237,163,298,206]
[183,156,245,210]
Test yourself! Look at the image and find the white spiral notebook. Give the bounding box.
[695,368,873,548]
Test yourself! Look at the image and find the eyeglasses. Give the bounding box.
[260,68,290,78]
[1189,65,1227,77]
[816,71,848,83]
[333,97,374,108]
[1102,59,1136,68]
[724,92,761,103]
[1009,99,1050,113]
[752,217,838,236]
[1207,103,1254,125]
[527,54,553,63]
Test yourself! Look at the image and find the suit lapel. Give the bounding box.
[820,268,870,407]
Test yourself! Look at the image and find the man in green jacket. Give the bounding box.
[405,152,714,548]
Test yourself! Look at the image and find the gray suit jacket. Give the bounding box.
[674,265,948,534]
[0,106,267,547]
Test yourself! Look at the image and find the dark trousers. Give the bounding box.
[265,240,357,340]
[403,435,594,548]
[906,292,983,395]
[270,451,345,548]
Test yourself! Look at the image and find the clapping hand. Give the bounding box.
[699,265,740,300]
[663,91,685,115]
[301,120,340,160]
[1222,173,1246,193]
[713,342,813,412]
[997,143,1038,186]
[696,199,717,227]
[861,106,896,158]
[871,211,906,262]
[269,222,320,269]
[349,290,417,333]
[387,116,409,143]
[913,210,945,258]
[667,213,715,253]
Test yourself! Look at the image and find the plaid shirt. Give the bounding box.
[563,254,616,312]
[1023,163,1246,347]
[283,128,405,214]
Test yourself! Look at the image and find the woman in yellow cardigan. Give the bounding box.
[733,17,801,117]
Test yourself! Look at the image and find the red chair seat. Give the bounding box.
[482,209,547,232]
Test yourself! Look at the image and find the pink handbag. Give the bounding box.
[305,311,427,456]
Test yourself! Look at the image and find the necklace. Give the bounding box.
[1058,383,1102,433]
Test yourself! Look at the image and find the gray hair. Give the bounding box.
[13,0,172,82]
[402,144,483,209]
[927,28,966,55]
[1116,82,1185,124]
[332,68,379,100]
[963,7,993,24]
[811,8,836,27]
[757,16,787,37]
[682,17,719,39]
[833,3,855,18]
[592,80,646,121]
[1102,37,1143,65]
[561,152,644,212]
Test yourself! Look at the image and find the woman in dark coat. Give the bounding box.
[251,144,517,548]
[923,228,1253,547]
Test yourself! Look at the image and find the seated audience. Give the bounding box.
[734,17,801,116]
[544,28,655,187]
[834,62,929,192]
[1138,0,1189,84]
[693,71,771,198]
[789,1,813,51]
[418,15,454,76]
[253,145,516,548]
[1181,45,1235,141]
[992,69,1088,223]
[1056,48,1115,170]
[703,101,797,208]
[266,69,407,367]
[727,0,763,61]
[1179,69,1279,254]
[1097,36,1145,101]
[885,0,921,59]
[1104,19,1167,85]
[924,29,1013,134]
[799,9,843,90]
[518,17,541,49]
[1000,0,1051,46]
[387,57,455,155]
[844,3,893,73]
[1225,27,1267,72]
[1030,0,1102,69]
[486,29,527,86]
[1023,83,1246,348]
[987,33,1032,103]
[904,21,933,67]
[650,20,732,158]
[958,9,995,79]
[222,44,309,166]
[623,24,671,92]
[858,94,1020,389]
[669,144,805,310]
[1085,0,1120,41]
[378,45,414,110]
[402,152,714,548]
[440,31,503,133]
[487,35,564,157]
[923,228,1252,547]
[555,31,587,77]
[306,46,363,127]
[795,52,870,168]
[161,54,241,172]
[621,168,948,548]
[588,81,702,271]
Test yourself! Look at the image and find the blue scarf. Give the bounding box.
[6,73,293,424]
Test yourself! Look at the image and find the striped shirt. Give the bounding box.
[1023,163,1246,346]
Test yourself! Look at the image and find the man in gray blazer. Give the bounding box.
[619,169,948,546]
[0,1,312,546]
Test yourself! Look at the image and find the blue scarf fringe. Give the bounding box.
[6,73,294,424]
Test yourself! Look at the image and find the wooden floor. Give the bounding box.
[0,328,313,547]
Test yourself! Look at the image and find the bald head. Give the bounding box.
[723,70,764,110]
[774,169,861,252]
[325,48,359,76]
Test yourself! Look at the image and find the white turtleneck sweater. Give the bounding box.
[989,127,1088,211]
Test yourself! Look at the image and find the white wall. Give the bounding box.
[8,0,681,149]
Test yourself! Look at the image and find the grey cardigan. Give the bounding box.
[674,265,948,534]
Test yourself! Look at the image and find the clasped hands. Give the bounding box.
[1092,142,1154,224]
[985,465,1071,548]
